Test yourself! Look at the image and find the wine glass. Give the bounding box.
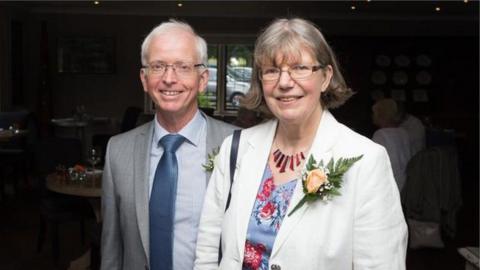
[87,147,102,172]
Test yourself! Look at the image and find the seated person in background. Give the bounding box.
[372,98,412,191]
[395,101,426,155]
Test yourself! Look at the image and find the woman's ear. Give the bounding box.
[320,65,333,93]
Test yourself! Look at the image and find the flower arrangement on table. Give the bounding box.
[68,164,87,182]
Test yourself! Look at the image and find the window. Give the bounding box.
[198,43,254,116]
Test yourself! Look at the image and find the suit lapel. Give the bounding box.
[134,122,154,263]
[205,115,219,182]
[234,120,277,256]
[204,113,231,183]
[271,110,340,257]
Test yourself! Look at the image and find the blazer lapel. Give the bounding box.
[234,120,277,257]
[134,121,154,263]
[271,110,340,257]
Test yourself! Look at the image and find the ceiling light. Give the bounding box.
[435,6,441,12]
[93,1,100,5]
[464,0,468,3]
[351,5,356,10]
[177,2,183,7]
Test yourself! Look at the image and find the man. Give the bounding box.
[101,20,235,270]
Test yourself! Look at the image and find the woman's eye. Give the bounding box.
[263,68,279,74]
[292,65,309,71]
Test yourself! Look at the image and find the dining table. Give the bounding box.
[0,129,28,143]
[46,171,102,270]
[51,117,109,141]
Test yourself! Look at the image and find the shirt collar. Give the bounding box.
[153,110,206,148]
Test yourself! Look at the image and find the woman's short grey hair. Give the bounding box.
[140,19,207,67]
[243,18,353,115]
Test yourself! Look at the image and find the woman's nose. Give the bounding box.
[278,69,294,90]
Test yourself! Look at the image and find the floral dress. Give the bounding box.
[242,165,297,270]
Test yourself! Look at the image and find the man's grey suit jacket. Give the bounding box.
[101,114,236,270]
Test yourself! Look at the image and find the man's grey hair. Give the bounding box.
[140,19,207,67]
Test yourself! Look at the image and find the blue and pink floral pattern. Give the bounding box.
[242,165,297,270]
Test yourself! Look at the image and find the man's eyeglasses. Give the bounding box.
[259,64,325,82]
[143,61,205,78]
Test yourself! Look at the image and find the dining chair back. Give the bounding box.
[402,145,462,247]
[0,110,32,201]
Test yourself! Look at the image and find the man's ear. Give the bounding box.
[140,68,148,93]
[198,68,209,94]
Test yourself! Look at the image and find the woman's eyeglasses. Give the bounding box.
[260,64,325,82]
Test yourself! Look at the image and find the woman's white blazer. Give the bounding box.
[195,110,408,270]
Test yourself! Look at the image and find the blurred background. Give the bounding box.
[0,1,477,269]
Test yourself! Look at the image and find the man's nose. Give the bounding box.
[162,66,178,84]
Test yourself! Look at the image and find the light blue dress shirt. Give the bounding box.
[149,110,207,270]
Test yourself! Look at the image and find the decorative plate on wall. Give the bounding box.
[391,89,406,101]
[416,70,432,85]
[394,55,411,67]
[412,88,429,102]
[416,54,432,67]
[393,70,409,85]
[370,89,385,101]
[371,70,387,85]
[375,55,391,67]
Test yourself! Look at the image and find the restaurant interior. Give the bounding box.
[0,1,478,269]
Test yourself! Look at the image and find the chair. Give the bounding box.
[91,106,142,162]
[0,111,31,200]
[401,146,462,247]
[33,137,94,264]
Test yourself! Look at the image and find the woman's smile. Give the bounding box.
[276,95,303,104]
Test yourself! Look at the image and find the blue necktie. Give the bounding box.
[149,134,185,270]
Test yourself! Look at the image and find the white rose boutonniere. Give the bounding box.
[288,154,363,216]
[202,147,219,172]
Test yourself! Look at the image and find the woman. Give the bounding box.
[371,98,412,191]
[195,18,407,270]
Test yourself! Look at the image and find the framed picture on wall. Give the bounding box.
[57,37,115,74]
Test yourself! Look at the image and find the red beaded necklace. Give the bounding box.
[272,148,306,173]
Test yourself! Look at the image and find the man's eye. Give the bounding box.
[151,64,164,71]
[178,64,191,71]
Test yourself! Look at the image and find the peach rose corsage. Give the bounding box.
[288,154,363,216]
